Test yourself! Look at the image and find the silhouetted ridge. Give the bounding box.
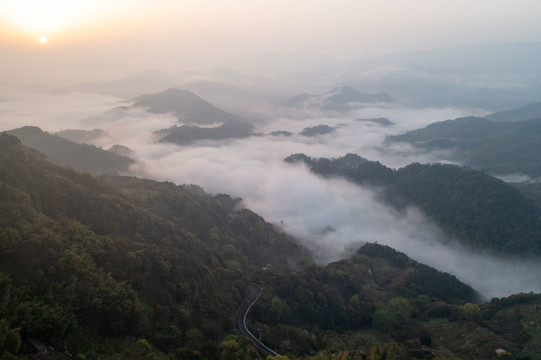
[132,88,241,124]
[5,126,133,175]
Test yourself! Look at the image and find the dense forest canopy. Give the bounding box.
[286,153,541,255]
[1,134,541,359]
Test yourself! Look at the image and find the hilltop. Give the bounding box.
[131,88,241,125]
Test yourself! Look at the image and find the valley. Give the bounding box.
[1,37,541,359]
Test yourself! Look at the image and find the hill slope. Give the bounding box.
[132,88,241,124]
[248,243,541,359]
[0,133,303,358]
[485,101,541,122]
[389,117,541,178]
[2,135,540,359]
[6,126,133,175]
[286,153,541,255]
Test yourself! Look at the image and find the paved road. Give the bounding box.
[234,282,281,357]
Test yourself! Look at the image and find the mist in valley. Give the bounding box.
[2,84,541,300]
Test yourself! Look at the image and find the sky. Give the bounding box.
[1,0,541,85]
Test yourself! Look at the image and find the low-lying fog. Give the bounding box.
[2,90,540,300]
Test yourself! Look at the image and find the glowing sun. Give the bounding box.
[39,36,47,44]
[2,1,111,40]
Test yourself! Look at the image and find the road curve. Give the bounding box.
[234,282,281,357]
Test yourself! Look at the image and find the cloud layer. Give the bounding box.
[2,90,540,299]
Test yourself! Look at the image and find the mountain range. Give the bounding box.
[285,85,393,113]
[342,42,541,110]
[2,134,540,359]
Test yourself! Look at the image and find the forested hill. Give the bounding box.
[241,243,540,359]
[0,133,304,358]
[257,243,477,334]
[1,134,541,359]
[285,153,541,255]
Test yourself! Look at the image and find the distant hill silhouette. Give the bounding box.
[285,85,393,113]
[132,88,241,125]
[5,126,133,175]
[355,117,394,126]
[485,101,541,122]
[300,124,337,137]
[270,130,293,137]
[344,42,541,110]
[56,128,107,144]
[157,119,254,145]
[390,117,541,177]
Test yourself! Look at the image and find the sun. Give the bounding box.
[1,1,106,37]
[39,36,47,44]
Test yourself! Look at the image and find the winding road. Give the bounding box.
[234,282,281,357]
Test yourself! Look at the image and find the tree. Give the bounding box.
[366,343,406,360]
[373,297,413,332]
[271,296,283,320]
[0,320,21,356]
[459,303,481,321]
[220,337,245,360]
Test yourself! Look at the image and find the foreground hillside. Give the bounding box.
[0,133,304,358]
[1,134,540,359]
[254,245,541,359]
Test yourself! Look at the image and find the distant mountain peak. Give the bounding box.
[131,88,241,125]
[133,88,204,103]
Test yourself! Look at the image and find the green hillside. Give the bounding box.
[1,134,540,359]
[286,153,541,255]
[0,133,302,358]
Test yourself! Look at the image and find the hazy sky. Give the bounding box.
[1,0,541,85]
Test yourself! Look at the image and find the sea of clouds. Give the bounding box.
[1,88,540,299]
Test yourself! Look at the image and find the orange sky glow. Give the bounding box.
[1,0,541,85]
